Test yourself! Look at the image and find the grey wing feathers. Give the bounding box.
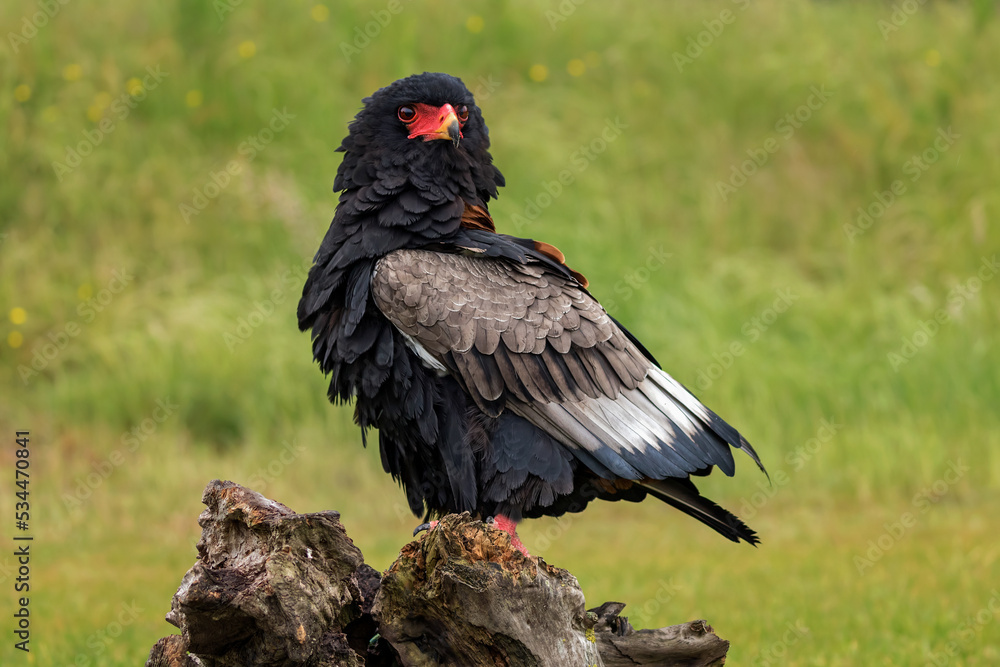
[371,249,760,483]
[371,249,644,410]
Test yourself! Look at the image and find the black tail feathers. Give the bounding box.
[643,478,760,546]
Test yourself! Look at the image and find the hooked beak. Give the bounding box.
[423,110,461,148]
[406,104,463,147]
[442,114,461,147]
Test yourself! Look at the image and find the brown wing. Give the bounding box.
[460,201,588,286]
[459,202,497,232]
[371,249,755,483]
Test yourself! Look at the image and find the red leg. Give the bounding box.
[492,514,530,557]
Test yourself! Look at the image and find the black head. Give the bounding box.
[334,73,504,205]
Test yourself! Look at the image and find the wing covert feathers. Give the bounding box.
[371,249,764,493]
[371,249,643,413]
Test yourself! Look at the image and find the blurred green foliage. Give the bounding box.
[1,0,998,664]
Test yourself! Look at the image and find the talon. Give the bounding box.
[413,519,438,536]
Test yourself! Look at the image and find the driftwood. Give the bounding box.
[146,480,729,666]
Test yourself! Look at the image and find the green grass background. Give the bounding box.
[2,0,999,664]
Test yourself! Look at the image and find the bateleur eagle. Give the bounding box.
[298,72,767,552]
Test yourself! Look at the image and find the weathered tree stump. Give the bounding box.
[147,480,729,666]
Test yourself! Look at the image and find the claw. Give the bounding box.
[413,519,438,536]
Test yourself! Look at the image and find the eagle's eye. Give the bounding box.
[456,104,469,123]
[397,106,416,123]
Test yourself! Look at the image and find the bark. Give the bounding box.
[147,480,729,666]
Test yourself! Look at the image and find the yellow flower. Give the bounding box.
[310,4,328,22]
[8,331,23,349]
[87,91,113,122]
[127,78,144,96]
[63,63,83,81]
[925,49,941,67]
[466,15,484,33]
[528,64,549,82]
[567,59,586,77]
[186,89,203,108]
[10,307,27,325]
[14,84,31,102]
[238,40,256,59]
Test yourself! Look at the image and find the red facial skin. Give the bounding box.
[400,102,467,143]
